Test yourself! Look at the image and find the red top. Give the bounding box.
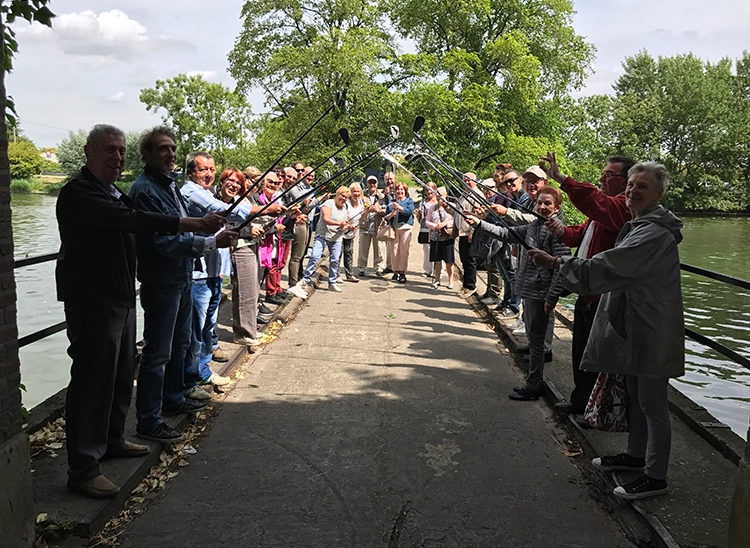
[560,176,632,301]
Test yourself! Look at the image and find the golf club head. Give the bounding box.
[338,127,350,145]
[328,157,336,165]
[323,170,331,179]
[336,157,345,169]
[334,90,343,109]
[413,116,425,133]
[390,125,400,140]
[378,137,386,149]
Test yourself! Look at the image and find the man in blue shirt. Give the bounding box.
[129,127,237,443]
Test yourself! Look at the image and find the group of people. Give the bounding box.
[56,121,685,505]
[455,154,684,502]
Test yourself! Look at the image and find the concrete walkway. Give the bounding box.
[119,233,634,547]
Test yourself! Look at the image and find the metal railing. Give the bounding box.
[14,253,64,348]
[13,252,750,372]
[679,263,750,372]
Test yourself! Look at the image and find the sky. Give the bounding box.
[8,0,750,148]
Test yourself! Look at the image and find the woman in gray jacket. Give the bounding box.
[530,159,684,501]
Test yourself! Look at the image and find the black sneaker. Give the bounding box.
[592,453,645,472]
[265,293,286,306]
[399,273,407,284]
[136,422,183,443]
[161,399,207,416]
[613,475,668,500]
[257,314,269,325]
[258,303,274,316]
[391,273,399,281]
[383,267,393,274]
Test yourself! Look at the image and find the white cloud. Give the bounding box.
[107,91,125,102]
[186,70,219,82]
[19,9,194,61]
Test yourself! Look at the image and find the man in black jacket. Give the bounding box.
[56,124,224,499]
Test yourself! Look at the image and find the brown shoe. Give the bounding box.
[212,347,229,363]
[103,440,150,459]
[67,474,120,499]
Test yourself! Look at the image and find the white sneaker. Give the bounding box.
[481,296,498,305]
[185,385,212,401]
[234,337,261,346]
[204,373,231,386]
[512,324,526,335]
[447,283,455,289]
[288,283,309,299]
[328,283,342,292]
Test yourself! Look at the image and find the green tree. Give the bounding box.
[139,74,253,168]
[55,129,87,177]
[609,51,750,211]
[125,131,142,176]
[228,0,402,167]
[8,137,42,178]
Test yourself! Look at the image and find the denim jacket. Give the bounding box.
[129,165,206,284]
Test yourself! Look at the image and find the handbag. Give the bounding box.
[439,225,456,240]
[583,373,629,432]
[417,231,430,244]
[376,218,395,241]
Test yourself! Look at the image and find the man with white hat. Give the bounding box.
[357,175,385,276]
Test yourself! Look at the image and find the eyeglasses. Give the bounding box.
[296,168,305,173]
[502,177,519,185]
[601,171,625,179]
[223,178,241,186]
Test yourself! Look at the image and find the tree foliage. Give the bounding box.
[562,50,750,212]
[226,0,593,175]
[140,74,253,168]
[8,137,42,179]
[56,129,87,177]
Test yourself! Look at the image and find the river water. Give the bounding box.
[10,194,750,435]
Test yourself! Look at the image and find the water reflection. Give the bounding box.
[679,217,750,436]
[12,194,67,410]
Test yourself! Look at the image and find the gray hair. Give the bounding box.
[138,125,176,163]
[628,161,671,192]
[185,151,213,175]
[86,124,125,147]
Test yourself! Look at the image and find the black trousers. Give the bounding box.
[64,303,136,481]
[458,235,477,290]
[570,296,600,411]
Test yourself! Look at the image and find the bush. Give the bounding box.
[8,140,44,179]
[10,179,33,193]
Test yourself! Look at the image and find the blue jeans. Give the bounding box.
[184,277,222,387]
[495,253,521,313]
[303,236,342,284]
[136,282,192,430]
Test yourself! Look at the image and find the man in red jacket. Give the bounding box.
[542,153,635,414]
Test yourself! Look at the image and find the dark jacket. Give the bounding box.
[55,166,179,307]
[129,165,206,285]
[478,214,570,305]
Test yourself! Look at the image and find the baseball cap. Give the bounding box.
[523,166,547,179]
[481,178,495,188]
[366,175,378,184]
